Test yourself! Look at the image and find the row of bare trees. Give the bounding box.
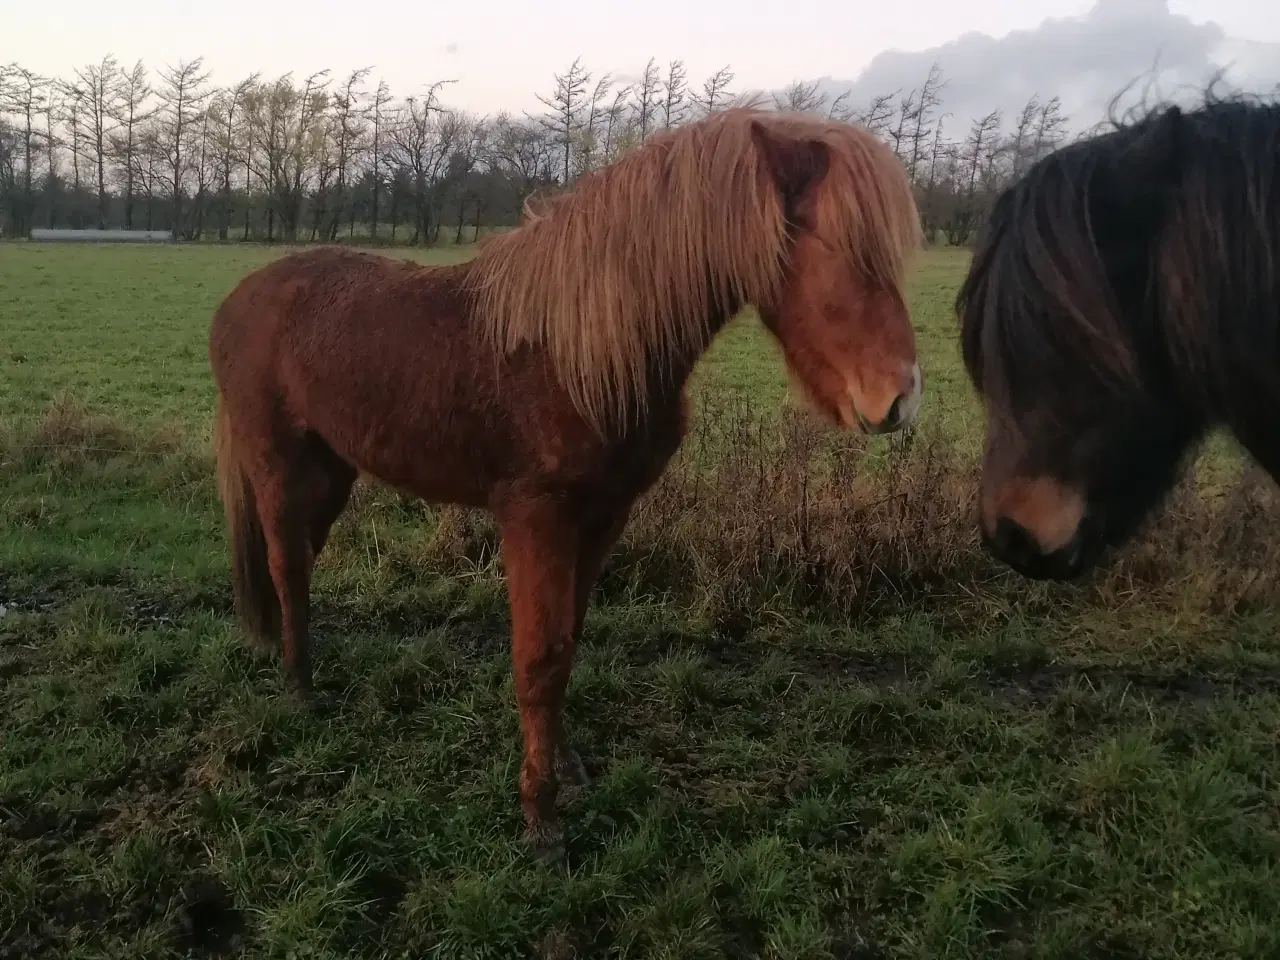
[0,55,1074,244]
[0,57,529,242]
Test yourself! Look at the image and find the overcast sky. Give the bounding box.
[814,0,1280,130]
[7,0,1279,128]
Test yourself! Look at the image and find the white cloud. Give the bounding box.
[802,0,1280,133]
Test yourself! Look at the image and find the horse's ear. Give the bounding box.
[750,119,831,202]
[1090,105,1184,244]
[1102,105,1185,203]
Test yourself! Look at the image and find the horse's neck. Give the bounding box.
[639,301,741,408]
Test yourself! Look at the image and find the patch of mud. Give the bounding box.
[3,802,104,843]
[2,874,247,959]
[1,758,246,957]
[174,874,246,956]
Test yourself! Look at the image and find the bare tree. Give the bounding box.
[369,78,393,241]
[62,84,89,226]
[827,90,854,123]
[107,60,156,229]
[533,57,590,185]
[2,67,46,234]
[209,74,256,239]
[308,107,339,241]
[661,60,688,129]
[74,54,121,228]
[855,92,897,138]
[945,108,1003,244]
[388,79,455,244]
[1007,95,1039,178]
[190,107,217,238]
[906,63,947,184]
[690,65,736,115]
[237,80,261,239]
[448,111,487,243]
[0,66,16,235]
[239,71,328,241]
[1032,96,1069,162]
[887,88,918,162]
[602,85,632,162]
[578,72,613,175]
[138,118,162,230]
[487,113,554,206]
[965,109,1002,197]
[245,75,295,241]
[466,118,496,242]
[155,58,212,238]
[40,81,62,227]
[631,57,662,141]
[921,113,951,236]
[328,67,371,240]
[283,70,330,240]
[0,51,1092,247]
[773,78,827,115]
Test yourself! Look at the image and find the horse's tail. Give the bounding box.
[212,392,280,650]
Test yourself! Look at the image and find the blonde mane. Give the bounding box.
[467,107,922,433]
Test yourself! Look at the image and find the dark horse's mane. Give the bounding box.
[956,86,1280,427]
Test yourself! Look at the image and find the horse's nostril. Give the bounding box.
[992,516,1039,563]
[879,392,909,430]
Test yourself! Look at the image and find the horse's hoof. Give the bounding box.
[525,820,566,864]
[556,746,591,788]
[284,669,313,700]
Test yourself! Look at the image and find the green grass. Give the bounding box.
[2,242,1279,959]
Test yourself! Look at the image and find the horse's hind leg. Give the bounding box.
[249,460,315,693]
[302,435,357,560]
[248,432,353,694]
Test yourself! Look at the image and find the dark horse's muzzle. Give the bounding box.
[980,511,1107,581]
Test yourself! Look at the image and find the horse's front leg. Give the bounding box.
[497,495,583,856]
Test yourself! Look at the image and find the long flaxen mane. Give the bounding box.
[956,88,1280,425]
[466,108,922,433]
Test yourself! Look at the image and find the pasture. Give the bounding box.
[3,243,1280,959]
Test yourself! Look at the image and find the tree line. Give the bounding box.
[0,55,1073,245]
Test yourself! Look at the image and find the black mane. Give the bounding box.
[956,89,1280,436]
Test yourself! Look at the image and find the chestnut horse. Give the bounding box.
[517,187,565,225]
[209,107,923,848]
[957,92,1280,581]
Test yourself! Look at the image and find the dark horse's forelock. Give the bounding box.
[956,122,1161,421]
[957,88,1280,431]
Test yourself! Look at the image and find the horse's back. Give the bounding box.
[211,247,425,389]
[211,247,411,345]
[208,246,511,502]
[207,244,681,507]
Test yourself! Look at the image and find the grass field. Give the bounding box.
[3,243,1280,960]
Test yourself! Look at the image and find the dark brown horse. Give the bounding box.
[957,92,1280,581]
[209,107,923,848]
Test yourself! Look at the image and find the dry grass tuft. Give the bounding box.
[0,395,188,471]
[14,395,1278,625]
[329,395,1280,625]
